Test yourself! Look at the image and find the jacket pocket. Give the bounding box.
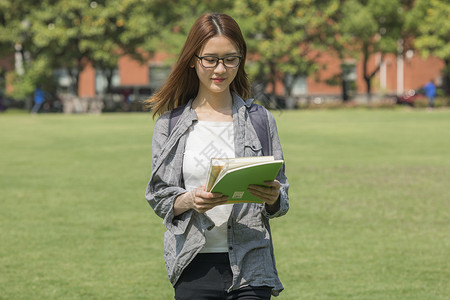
[244,138,263,156]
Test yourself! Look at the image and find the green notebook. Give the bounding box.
[206,156,284,203]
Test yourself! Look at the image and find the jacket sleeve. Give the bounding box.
[262,109,290,218]
[144,113,192,235]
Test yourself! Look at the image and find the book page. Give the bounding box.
[206,165,223,192]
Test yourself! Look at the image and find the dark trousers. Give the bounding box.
[174,253,272,300]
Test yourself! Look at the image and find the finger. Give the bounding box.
[249,188,279,200]
[248,189,277,205]
[194,189,222,199]
[209,195,229,203]
[193,196,229,213]
[263,180,281,189]
[247,184,267,192]
[193,195,226,206]
[247,188,267,200]
[248,186,279,203]
[248,187,273,201]
[211,192,225,198]
[248,185,280,197]
[193,191,229,203]
[192,198,214,212]
[249,181,280,192]
[211,197,229,206]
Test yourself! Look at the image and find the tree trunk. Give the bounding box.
[342,78,349,102]
[365,77,372,101]
[444,59,450,95]
[362,46,371,102]
[268,62,277,108]
[67,67,80,96]
[362,46,383,102]
[105,69,113,94]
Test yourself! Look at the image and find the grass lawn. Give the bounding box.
[1,108,449,299]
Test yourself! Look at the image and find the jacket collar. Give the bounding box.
[232,91,253,110]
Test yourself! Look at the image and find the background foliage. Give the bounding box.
[407,0,450,90]
[1,0,449,100]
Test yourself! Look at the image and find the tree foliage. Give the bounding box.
[1,0,162,98]
[337,0,404,99]
[139,0,232,58]
[1,0,449,103]
[407,0,450,91]
[231,0,336,107]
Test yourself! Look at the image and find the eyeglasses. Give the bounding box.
[195,55,242,69]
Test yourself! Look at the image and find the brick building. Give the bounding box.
[1,49,444,103]
[77,49,444,102]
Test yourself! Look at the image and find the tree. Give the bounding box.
[28,0,161,95]
[0,1,43,105]
[139,0,233,60]
[304,0,353,101]
[406,0,450,93]
[231,0,334,108]
[0,0,164,98]
[338,0,404,100]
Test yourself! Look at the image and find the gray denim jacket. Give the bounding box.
[145,93,289,296]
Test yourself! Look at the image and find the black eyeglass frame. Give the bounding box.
[194,54,242,69]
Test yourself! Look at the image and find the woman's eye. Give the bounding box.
[225,57,237,62]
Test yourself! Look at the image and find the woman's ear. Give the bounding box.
[189,57,196,68]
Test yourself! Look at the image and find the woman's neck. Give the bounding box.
[192,90,233,121]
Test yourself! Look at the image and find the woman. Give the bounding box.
[145,13,289,299]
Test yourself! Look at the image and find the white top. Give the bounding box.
[183,120,235,253]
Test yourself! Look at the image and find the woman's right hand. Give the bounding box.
[173,185,229,216]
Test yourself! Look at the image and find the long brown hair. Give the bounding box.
[145,13,251,117]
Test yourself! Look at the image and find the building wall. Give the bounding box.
[78,62,96,97]
[307,51,342,95]
[2,47,442,99]
[305,50,444,97]
[383,53,398,93]
[118,55,149,86]
[74,50,445,98]
[403,54,444,90]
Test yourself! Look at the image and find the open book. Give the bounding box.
[205,156,284,203]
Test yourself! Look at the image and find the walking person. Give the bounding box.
[424,79,437,108]
[144,13,289,299]
[31,87,45,114]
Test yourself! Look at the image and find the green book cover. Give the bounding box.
[209,159,283,203]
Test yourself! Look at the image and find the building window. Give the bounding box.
[291,76,308,96]
[53,68,74,93]
[95,69,120,94]
[342,63,357,82]
[341,62,357,100]
[149,65,171,89]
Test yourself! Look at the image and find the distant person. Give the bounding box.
[31,87,45,114]
[424,80,436,108]
[144,13,289,299]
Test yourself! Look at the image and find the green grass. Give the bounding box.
[1,108,449,299]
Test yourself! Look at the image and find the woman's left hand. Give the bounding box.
[248,179,281,206]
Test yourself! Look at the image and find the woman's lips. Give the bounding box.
[212,78,226,83]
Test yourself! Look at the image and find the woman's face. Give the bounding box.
[194,35,240,97]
